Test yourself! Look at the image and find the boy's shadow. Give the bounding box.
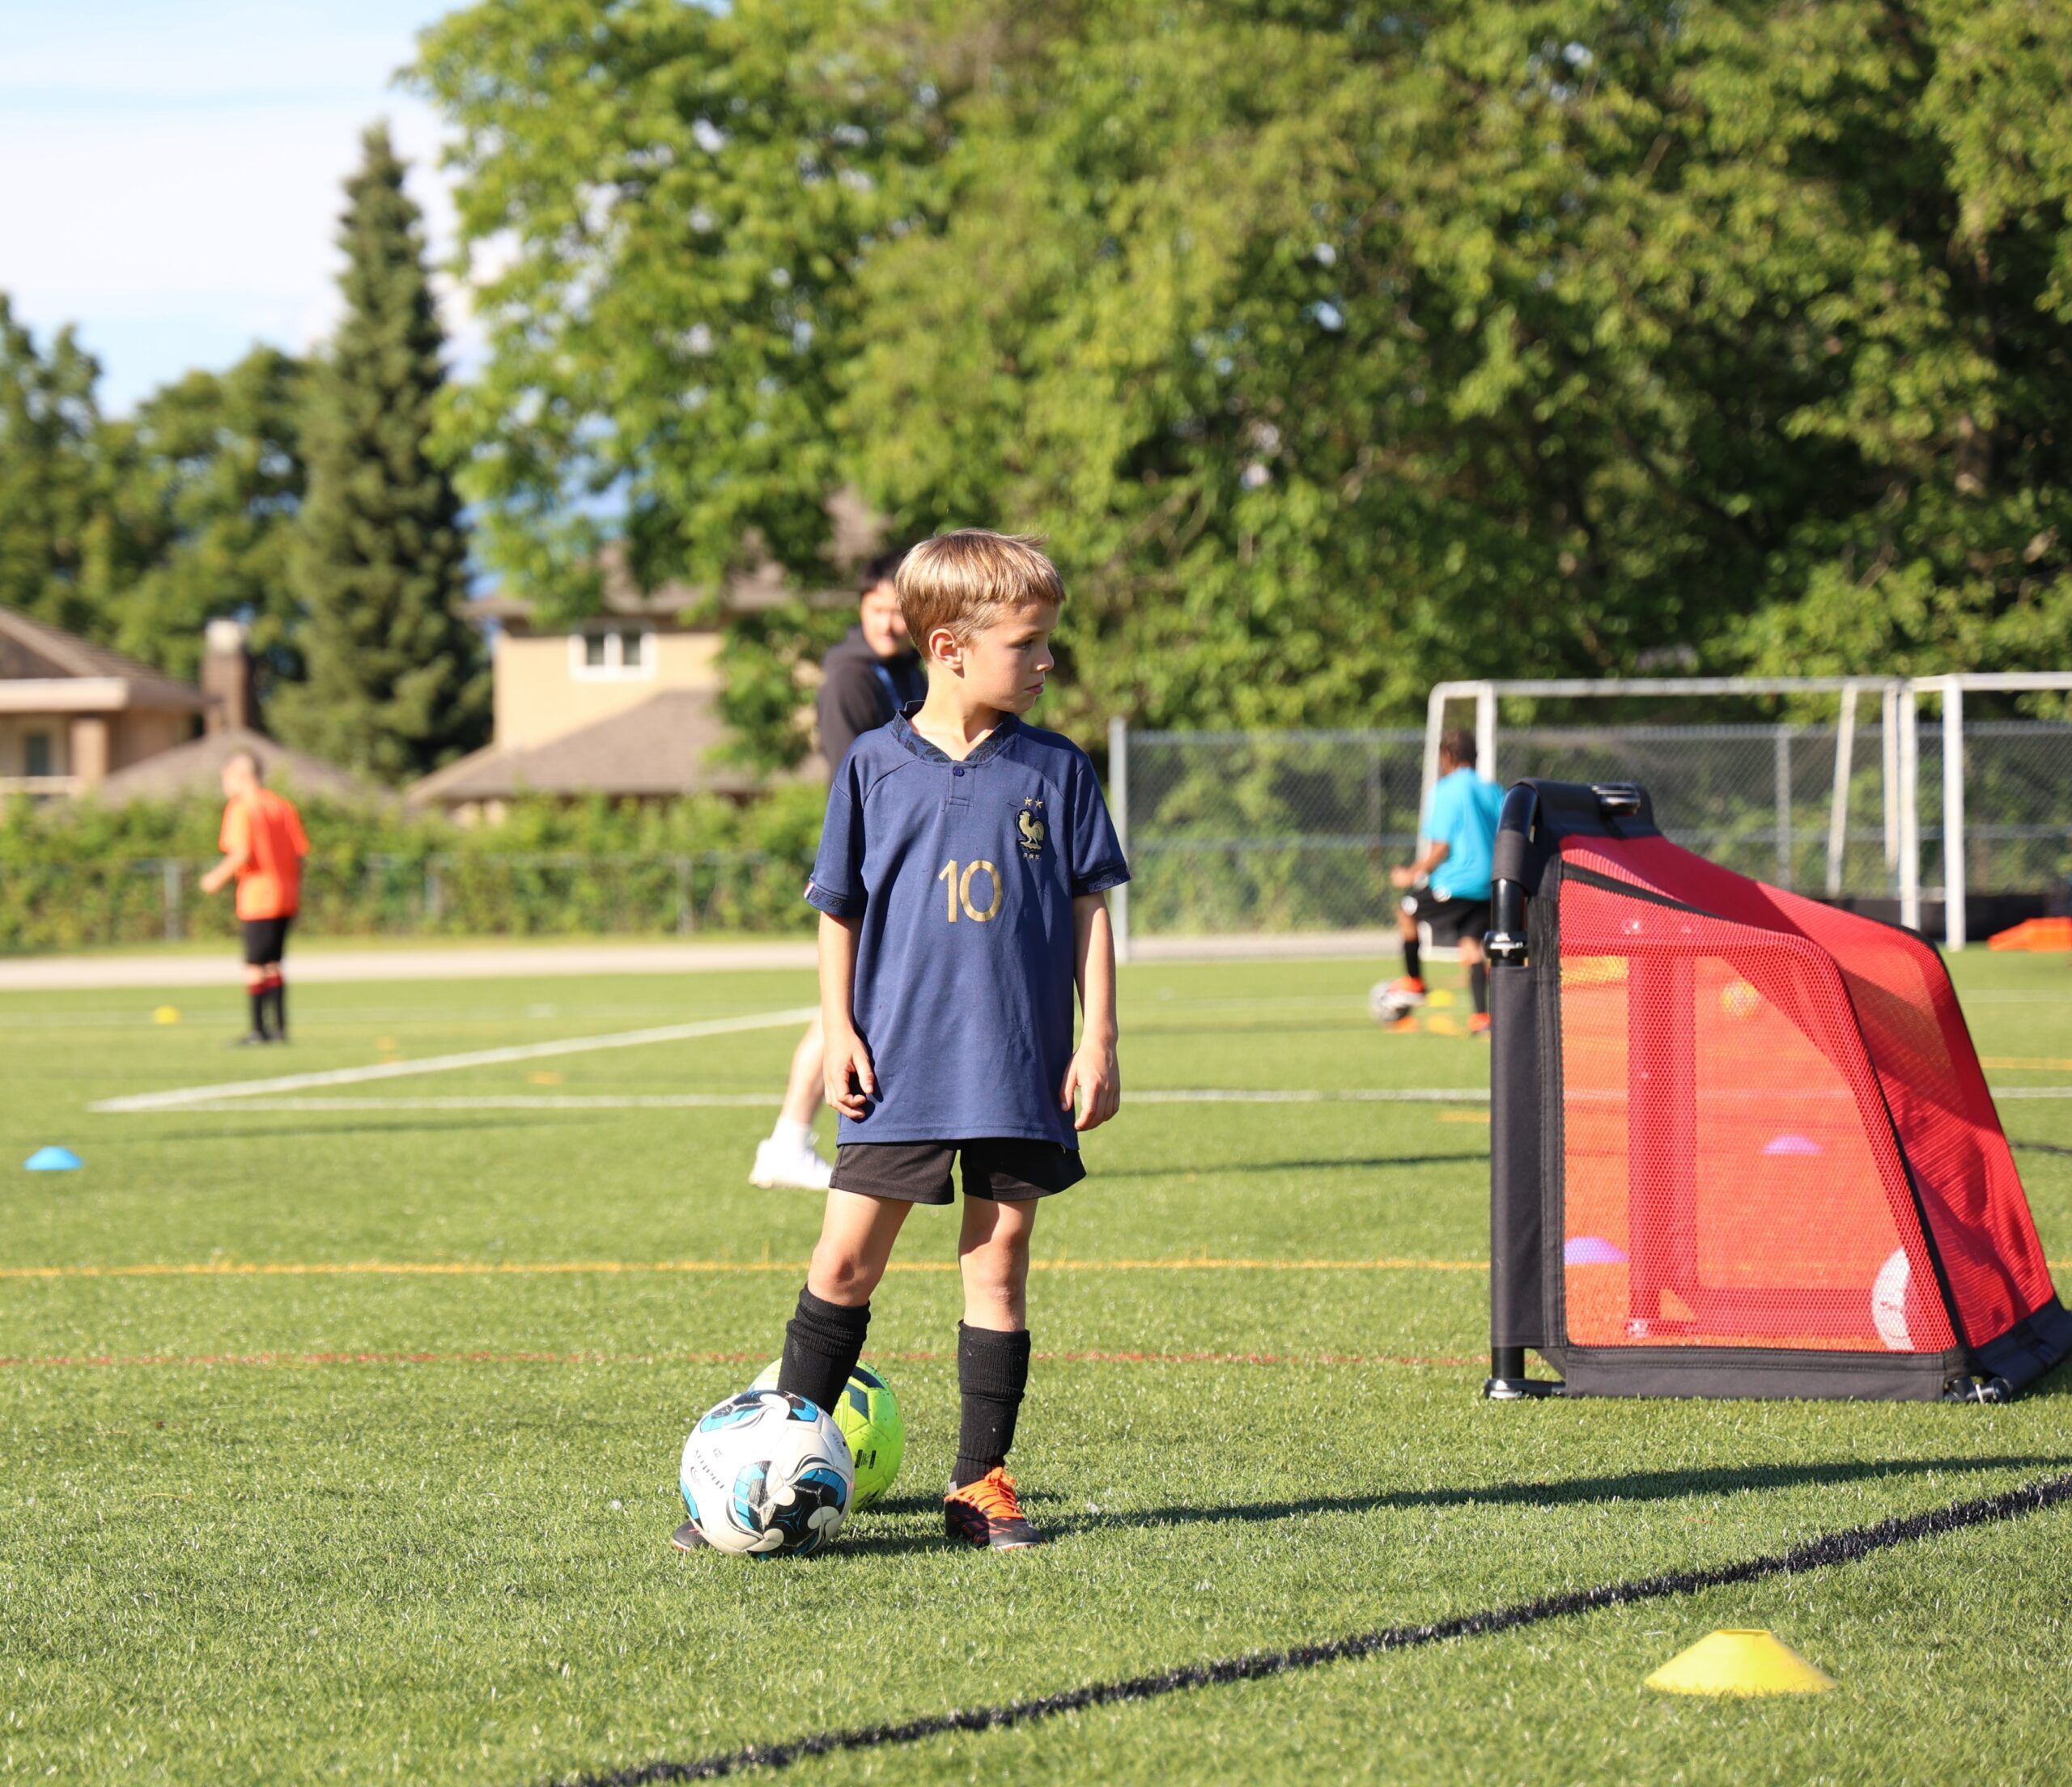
[824,1454,2066,1556]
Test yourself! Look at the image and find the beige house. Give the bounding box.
[407,560,819,819]
[0,604,205,796]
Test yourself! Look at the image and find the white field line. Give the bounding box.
[87,1008,819,1114]
[126,1081,2072,1114]
[158,1094,779,1113]
[118,1085,1497,1114]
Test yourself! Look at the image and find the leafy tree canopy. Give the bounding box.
[417,1,2072,755]
[96,347,309,688]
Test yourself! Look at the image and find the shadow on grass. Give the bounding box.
[1034,1453,2072,1542]
[2010,1139,2072,1158]
[799,1454,2072,1558]
[1100,1153,1488,1179]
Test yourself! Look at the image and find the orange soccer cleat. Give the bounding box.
[943,1467,1043,1550]
[1467,1012,1492,1036]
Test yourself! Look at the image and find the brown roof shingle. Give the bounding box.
[407,690,777,804]
[96,725,383,806]
[0,605,207,711]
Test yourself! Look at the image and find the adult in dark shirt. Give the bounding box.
[752,550,924,1190]
[815,550,927,766]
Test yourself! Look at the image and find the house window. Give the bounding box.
[570,629,656,680]
[24,733,53,777]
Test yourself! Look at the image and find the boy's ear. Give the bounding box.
[925,623,963,668]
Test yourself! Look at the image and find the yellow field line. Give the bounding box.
[9,1255,2060,1281]
[0,1256,1492,1282]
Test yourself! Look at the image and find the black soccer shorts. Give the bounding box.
[1400,888,1491,948]
[240,915,293,966]
[830,1138,1086,1205]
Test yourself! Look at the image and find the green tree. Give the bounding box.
[412,0,951,605]
[96,347,309,690]
[0,295,104,638]
[274,123,486,782]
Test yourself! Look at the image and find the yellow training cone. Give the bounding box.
[152,1006,180,1025]
[1645,1629,1835,1696]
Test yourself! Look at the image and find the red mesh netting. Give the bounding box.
[1560,834,2056,1356]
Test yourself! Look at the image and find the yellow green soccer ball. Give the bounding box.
[749,1360,905,1509]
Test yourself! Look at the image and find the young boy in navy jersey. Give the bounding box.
[682,529,1126,1551]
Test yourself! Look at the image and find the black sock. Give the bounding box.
[776,1286,869,1417]
[266,980,287,1038]
[249,988,269,1038]
[1402,934,1421,980]
[953,1323,1031,1488]
[1470,962,1488,1015]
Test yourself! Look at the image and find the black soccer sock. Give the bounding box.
[249,987,270,1038]
[953,1322,1032,1488]
[776,1285,870,1417]
[1470,961,1488,1015]
[1402,932,1421,981]
[265,977,287,1039]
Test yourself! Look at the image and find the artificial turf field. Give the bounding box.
[4,949,2070,1785]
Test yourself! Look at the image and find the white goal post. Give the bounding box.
[1426,673,2072,950]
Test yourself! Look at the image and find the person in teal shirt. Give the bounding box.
[1376,729,1504,1033]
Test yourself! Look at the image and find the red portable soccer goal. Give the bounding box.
[1485,779,2071,1402]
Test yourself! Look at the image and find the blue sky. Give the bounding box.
[0,1,471,414]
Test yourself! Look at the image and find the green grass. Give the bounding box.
[2,953,2070,1785]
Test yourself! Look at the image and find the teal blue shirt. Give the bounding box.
[1421,768,1503,901]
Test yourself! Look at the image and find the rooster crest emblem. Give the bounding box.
[1017,800,1047,856]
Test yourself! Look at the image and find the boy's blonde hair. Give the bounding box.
[895,530,1064,650]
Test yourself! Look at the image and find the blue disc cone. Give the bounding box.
[24,1146,82,1171]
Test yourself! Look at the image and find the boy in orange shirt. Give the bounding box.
[200,749,309,1045]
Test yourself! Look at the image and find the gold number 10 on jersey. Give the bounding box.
[937,859,1003,923]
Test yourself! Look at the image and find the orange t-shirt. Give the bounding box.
[219,788,309,920]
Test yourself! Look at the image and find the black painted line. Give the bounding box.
[548,1470,2072,1787]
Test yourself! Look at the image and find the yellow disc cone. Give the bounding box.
[152,1005,180,1025]
[1645,1629,1836,1696]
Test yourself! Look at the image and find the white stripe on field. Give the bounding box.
[1130,1088,1488,1103]
[87,1007,820,1114]
[91,1075,2072,1117]
[153,1094,780,1114]
[112,1086,1497,1115]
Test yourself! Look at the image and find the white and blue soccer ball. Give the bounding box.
[679,1389,854,1556]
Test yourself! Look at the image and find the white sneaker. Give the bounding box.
[750,1135,834,1191]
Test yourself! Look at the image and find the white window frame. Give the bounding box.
[568,627,656,682]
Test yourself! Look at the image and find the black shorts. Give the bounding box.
[1401,889,1490,948]
[830,1138,1086,1206]
[240,915,293,966]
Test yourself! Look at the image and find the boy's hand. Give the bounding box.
[1390,864,1416,889]
[824,1026,877,1119]
[1060,1036,1120,1131]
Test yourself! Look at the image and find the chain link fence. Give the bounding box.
[1118,722,2072,939]
[0,850,817,953]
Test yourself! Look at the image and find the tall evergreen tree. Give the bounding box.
[274,123,486,781]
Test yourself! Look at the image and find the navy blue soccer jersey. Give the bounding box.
[805,706,1130,1146]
